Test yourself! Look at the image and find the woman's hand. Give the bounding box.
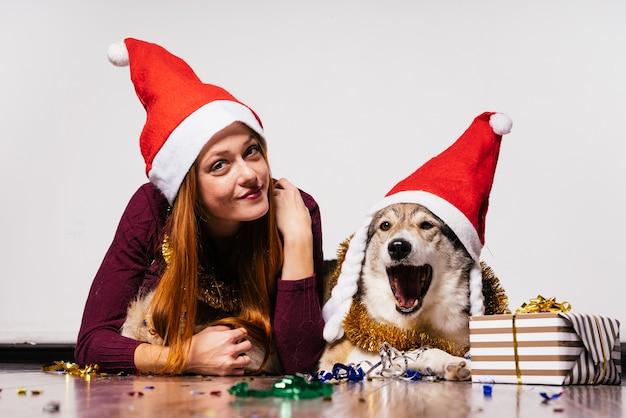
[183,325,252,376]
[273,178,313,280]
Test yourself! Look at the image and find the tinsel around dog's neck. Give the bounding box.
[342,299,471,358]
[337,245,510,358]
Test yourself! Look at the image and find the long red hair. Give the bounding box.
[149,139,283,374]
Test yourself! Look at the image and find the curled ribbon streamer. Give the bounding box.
[332,363,365,382]
[315,342,425,382]
[516,295,571,314]
[377,342,425,380]
[315,364,365,382]
[363,342,425,381]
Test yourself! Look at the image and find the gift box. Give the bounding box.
[469,312,621,385]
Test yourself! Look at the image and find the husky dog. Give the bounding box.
[319,112,512,380]
[319,203,475,380]
[120,290,282,374]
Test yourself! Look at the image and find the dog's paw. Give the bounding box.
[443,360,471,381]
[407,348,472,381]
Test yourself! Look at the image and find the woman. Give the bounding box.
[74,38,325,376]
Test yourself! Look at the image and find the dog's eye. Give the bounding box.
[419,221,434,230]
[380,221,391,231]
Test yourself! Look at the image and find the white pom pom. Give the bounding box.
[489,113,512,136]
[323,316,344,342]
[107,41,129,67]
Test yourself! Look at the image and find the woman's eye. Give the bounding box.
[244,144,261,158]
[210,160,227,172]
[419,221,434,230]
[380,221,391,231]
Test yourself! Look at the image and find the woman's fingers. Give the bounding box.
[232,336,252,356]
[274,177,295,190]
[184,325,256,375]
[226,328,252,371]
[234,353,252,369]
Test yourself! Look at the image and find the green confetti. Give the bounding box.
[228,374,333,399]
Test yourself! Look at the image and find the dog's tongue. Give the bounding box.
[388,264,432,312]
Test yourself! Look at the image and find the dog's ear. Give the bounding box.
[366,214,380,243]
[366,224,377,244]
[367,206,394,243]
[419,205,469,255]
[439,222,469,253]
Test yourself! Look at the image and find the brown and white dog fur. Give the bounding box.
[319,203,473,380]
[120,290,282,374]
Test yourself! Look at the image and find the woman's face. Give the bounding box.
[196,122,270,237]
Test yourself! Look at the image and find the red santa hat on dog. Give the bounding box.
[322,112,513,343]
[107,38,265,204]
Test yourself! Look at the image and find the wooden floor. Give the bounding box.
[0,363,623,418]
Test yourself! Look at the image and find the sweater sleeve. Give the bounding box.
[74,183,168,372]
[273,190,326,373]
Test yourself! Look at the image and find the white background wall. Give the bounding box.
[1,0,624,344]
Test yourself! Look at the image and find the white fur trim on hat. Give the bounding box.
[370,191,482,262]
[149,100,265,204]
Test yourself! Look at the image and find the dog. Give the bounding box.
[319,112,513,381]
[120,290,282,374]
[319,203,478,381]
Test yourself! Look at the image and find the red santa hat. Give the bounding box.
[322,112,513,343]
[107,38,265,204]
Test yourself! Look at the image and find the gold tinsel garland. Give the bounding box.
[42,361,101,379]
[196,266,241,313]
[480,261,510,316]
[343,300,471,357]
[331,237,510,358]
[162,234,241,313]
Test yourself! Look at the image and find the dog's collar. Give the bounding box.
[342,299,470,358]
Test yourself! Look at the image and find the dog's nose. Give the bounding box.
[388,239,412,260]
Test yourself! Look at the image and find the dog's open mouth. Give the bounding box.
[387,264,433,314]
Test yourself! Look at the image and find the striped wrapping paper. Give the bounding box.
[469,312,621,385]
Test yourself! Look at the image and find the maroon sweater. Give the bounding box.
[75,182,325,374]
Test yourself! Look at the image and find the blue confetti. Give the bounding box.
[332,363,365,382]
[315,363,365,382]
[540,391,563,401]
[405,370,422,381]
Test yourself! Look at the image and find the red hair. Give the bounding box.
[149,139,282,374]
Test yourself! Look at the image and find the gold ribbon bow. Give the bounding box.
[516,295,571,314]
[512,295,571,384]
